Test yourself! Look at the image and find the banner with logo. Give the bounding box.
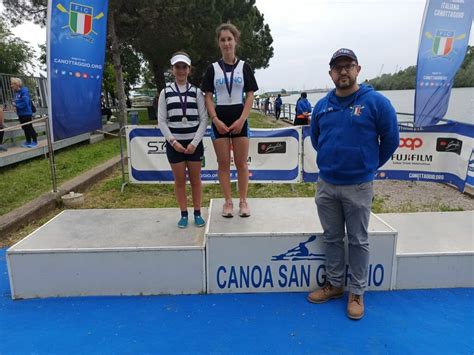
[466,149,474,190]
[379,122,474,191]
[207,231,396,293]
[47,0,108,141]
[414,0,473,127]
[302,123,473,191]
[126,126,301,184]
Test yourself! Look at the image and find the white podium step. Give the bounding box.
[381,211,474,289]
[7,200,472,300]
[206,198,397,293]
[7,209,206,299]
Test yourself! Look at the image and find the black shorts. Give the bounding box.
[211,104,249,140]
[166,139,204,164]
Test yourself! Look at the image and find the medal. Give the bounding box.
[171,82,190,120]
[219,58,239,100]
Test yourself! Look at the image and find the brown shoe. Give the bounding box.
[347,292,364,320]
[307,282,344,304]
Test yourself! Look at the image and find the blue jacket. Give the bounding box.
[275,97,282,109]
[14,87,32,116]
[296,98,311,115]
[310,84,399,185]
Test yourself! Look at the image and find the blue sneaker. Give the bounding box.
[177,216,188,229]
[21,142,30,148]
[27,142,38,148]
[194,215,206,227]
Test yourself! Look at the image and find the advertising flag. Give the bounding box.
[414,0,473,127]
[47,0,108,141]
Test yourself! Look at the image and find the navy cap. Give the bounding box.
[329,48,358,66]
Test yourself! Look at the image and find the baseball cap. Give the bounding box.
[170,53,191,66]
[329,48,358,66]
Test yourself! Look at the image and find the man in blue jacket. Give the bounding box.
[274,94,282,120]
[294,92,311,125]
[11,77,38,148]
[307,49,399,320]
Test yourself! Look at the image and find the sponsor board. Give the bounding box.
[301,124,473,190]
[207,233,395,293]
[126,126,301,183]
[127,122,473,191]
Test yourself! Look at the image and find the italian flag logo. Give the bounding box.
[432,30,454,56]
[69,3,93,35]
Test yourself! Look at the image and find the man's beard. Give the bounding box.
[334,76,356,90]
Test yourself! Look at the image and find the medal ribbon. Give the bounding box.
[219,59,239,98]
[172,82,190,117]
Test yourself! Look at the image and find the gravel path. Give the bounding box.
[373,180,474,212]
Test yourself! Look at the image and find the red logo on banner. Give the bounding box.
[399,138,423,150]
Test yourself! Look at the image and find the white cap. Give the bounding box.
[170,54,191,66]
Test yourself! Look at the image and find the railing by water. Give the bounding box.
[0,73,49,120]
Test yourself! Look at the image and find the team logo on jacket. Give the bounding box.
[351,105,364,116]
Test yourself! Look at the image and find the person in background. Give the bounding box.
[101,95,113,121]
[263,96,270,115]
[11,77,37,148]
[274,94,282,120]
[294,92,311,125]
[158,52,208,229]
[202,22,258,218]
[307,48,399,320]
[0,106,7,152]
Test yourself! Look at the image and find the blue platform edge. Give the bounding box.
[1,249,473,354]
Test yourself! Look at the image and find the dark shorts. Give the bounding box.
[211,104,249,140]
[166,139,204,164]
[293,115,309,126]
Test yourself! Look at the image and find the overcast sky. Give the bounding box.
[9,0,474,92]
[253,0,474,92]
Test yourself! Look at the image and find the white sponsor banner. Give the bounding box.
[381,132,472,185]
[207,232,396,293]
[301,124,474,190]
[126,126,301,184]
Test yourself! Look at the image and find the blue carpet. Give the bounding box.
[1,249,473,354]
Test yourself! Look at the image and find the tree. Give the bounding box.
[3,0,145,124]
[0,18,36,74]
[2,0,275,112]
[102,44,143,102]
[368,45,474,90]
[132,0,274,91]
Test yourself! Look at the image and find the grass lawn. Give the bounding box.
[0,111,286,217]
[0,137,121,216]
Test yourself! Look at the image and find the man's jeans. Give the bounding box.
[315,178,374,295]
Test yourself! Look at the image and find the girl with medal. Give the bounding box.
[158,52,208,228]
[202,23,259,218]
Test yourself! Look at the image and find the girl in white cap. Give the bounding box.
[158,51,208,228]
[202,23,259,218]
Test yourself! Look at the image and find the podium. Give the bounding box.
[6,199,473,299]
